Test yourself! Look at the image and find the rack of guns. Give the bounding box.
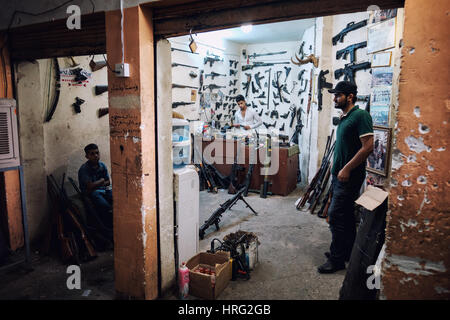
[295,130,335,213]
[199,186,257,240]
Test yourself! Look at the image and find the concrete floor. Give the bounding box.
[0,186,346,300]
[196,187,346,300]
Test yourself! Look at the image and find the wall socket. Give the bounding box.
[115,63,130,77]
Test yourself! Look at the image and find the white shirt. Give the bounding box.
[234,107,262,129]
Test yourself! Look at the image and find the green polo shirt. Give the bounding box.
[332,106,373,178]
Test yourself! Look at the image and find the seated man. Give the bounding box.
[78,143,112,227]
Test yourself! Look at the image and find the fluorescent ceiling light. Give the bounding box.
[240,24,252,33]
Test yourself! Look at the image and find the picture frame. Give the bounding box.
[371,67,394,87]
[366,126,392,176]
[366,172,386,188]
[371,51,392,67]
[370,104,390,127]
[367,17,396,54]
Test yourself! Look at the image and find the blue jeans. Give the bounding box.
[89,189,113,226]
[328,174,364,265]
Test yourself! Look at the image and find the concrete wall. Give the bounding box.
[381,0,450,299]
[15,55,110,241]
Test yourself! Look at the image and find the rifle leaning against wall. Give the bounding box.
[295,130,335,210]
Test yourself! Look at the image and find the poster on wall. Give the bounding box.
[370,104,390,127]
[371,67,393,87]
[367,18,396,53]
[60,68,92,86]
[366,172,386,187]
[371,51,392,67]
[369,9,398,24]
[370,86,392,105]
[367,126,391,176]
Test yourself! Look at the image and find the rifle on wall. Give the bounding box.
[334,61,371,84]
[242,61,290,71]
[318,70,333,111]
[336,41,367,63]
[332,20,368,45]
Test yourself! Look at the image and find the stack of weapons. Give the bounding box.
[45,174,98,264]
[295,130,335,218]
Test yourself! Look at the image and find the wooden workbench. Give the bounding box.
[195,136,299,196]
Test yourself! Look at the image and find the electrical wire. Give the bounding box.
[120,0,124,64]
[102,54,119,74]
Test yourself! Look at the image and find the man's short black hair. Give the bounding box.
[235,95,245,103]
[84,143,99,154]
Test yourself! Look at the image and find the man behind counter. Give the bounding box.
[232,95,262,130]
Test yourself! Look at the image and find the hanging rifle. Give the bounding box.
[203,84,226,91]
[265,68,271,110]
[334,61,371,84]
[248,51,287,59]
[336,41,367,63]
[254,72,265,89]
[205,72,227,79]
[242,61,290,71]
[318,70,333,111]
[171,47,199,54]
[172,101,195,108]
[229,60,238,68]
[204,56,223,67]
[332,20,368,45]
[171,62,199,69]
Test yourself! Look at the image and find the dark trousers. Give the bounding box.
[328,174,364,265]
[89,189,113,227]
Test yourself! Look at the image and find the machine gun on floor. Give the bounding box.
[199,187,257,240]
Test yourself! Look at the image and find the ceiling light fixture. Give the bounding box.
[240,24,253,33]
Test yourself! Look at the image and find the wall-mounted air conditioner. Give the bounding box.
[0,99,20,168]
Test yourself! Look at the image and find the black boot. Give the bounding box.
[317,260,345,274]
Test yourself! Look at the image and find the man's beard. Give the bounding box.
[334,99,348,110]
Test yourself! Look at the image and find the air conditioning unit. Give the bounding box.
[0,98,20,168]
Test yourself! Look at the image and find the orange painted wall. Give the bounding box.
[382,0,450,299]
[106,6,158,299]
[0,33,24,251]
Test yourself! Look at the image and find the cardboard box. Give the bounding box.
[186,251,231,299]
[355,185,389,211]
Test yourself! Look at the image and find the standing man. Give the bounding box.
[318,81,374,273]
[232,95,262,130]
[78,143,113,227]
